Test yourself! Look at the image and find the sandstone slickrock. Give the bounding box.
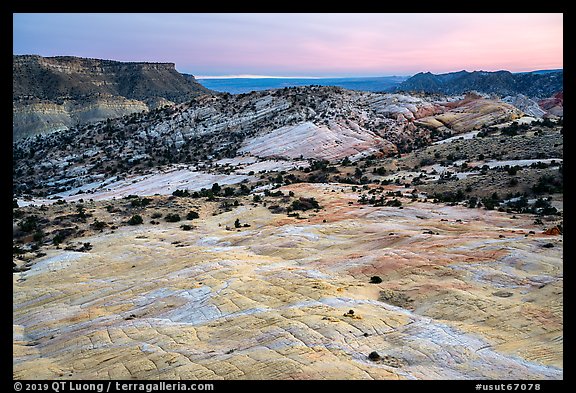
[415,95,523,134]
[538,92,563,118]
[12,57,564,382]
[14,86,529,199]
[13,183,563,380]
[239,121,397,161]
[502,95,546,118]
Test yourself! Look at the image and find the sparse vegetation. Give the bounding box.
[370,276,383,284]
[186,211,200,220]
[290,197,321,211]
[128,215,144,225]
[172,189,190,197]
[165,213,181,222]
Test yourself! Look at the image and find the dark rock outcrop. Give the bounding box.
[396,69,563,98]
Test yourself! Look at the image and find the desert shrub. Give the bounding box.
[373,166,388,175]
[128,215,143,225]
[477,193,500,210]
[431,189,465,203]
[130,198,152,208]
[91,219,107,230]
[186,211,199,220]
[419,158,435,167]
[18,215,39,233]
[33,231,45,242]
[172,189,190,197]
[268,205,286,214]
[533,198,559,216]
[165,213,181,222]
[291,197,321,211]
[506,165,521,176]
[52,232,67,245]
[370,276,383,284]
[532,175,563,194]
[467,196,479,208]
[368,352,381,361]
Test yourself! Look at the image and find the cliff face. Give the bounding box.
[13,55,213,139]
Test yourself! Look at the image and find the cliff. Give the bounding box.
[13,55,213,139]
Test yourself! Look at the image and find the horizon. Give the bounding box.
[11,53,563,80]
[194,68,563,79]
[13,13,562,77]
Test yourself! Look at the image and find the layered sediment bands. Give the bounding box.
[13,98,149,140]
[13,102,72,138]
[502,95,546,118]
[13,55,212,139]
[415,97,523,133]
[538,92,563,118]
[13,183,562,380]
[239,121,397,161]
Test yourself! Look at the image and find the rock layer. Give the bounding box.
[13,55,213,139]
[415,96,523,133]
[239,121,397,161]
[13,183,563,380]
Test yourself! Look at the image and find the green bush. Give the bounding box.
[291,197,321,211]
[165,213,181,222]
[186,211,199,220]
[53,232,66,245]
[128,215,143,225]
[18,215,39,233]
[172,189,190,197]
[91,219,107,230]
[130,198,152,208]
[385,199,402,207]
[33,231,45,242]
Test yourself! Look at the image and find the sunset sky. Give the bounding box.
[13,13,563,78]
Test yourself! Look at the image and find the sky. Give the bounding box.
[13,13,563,78]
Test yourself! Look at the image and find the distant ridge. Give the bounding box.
[197,75,408,94]
[395,69,563,98]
